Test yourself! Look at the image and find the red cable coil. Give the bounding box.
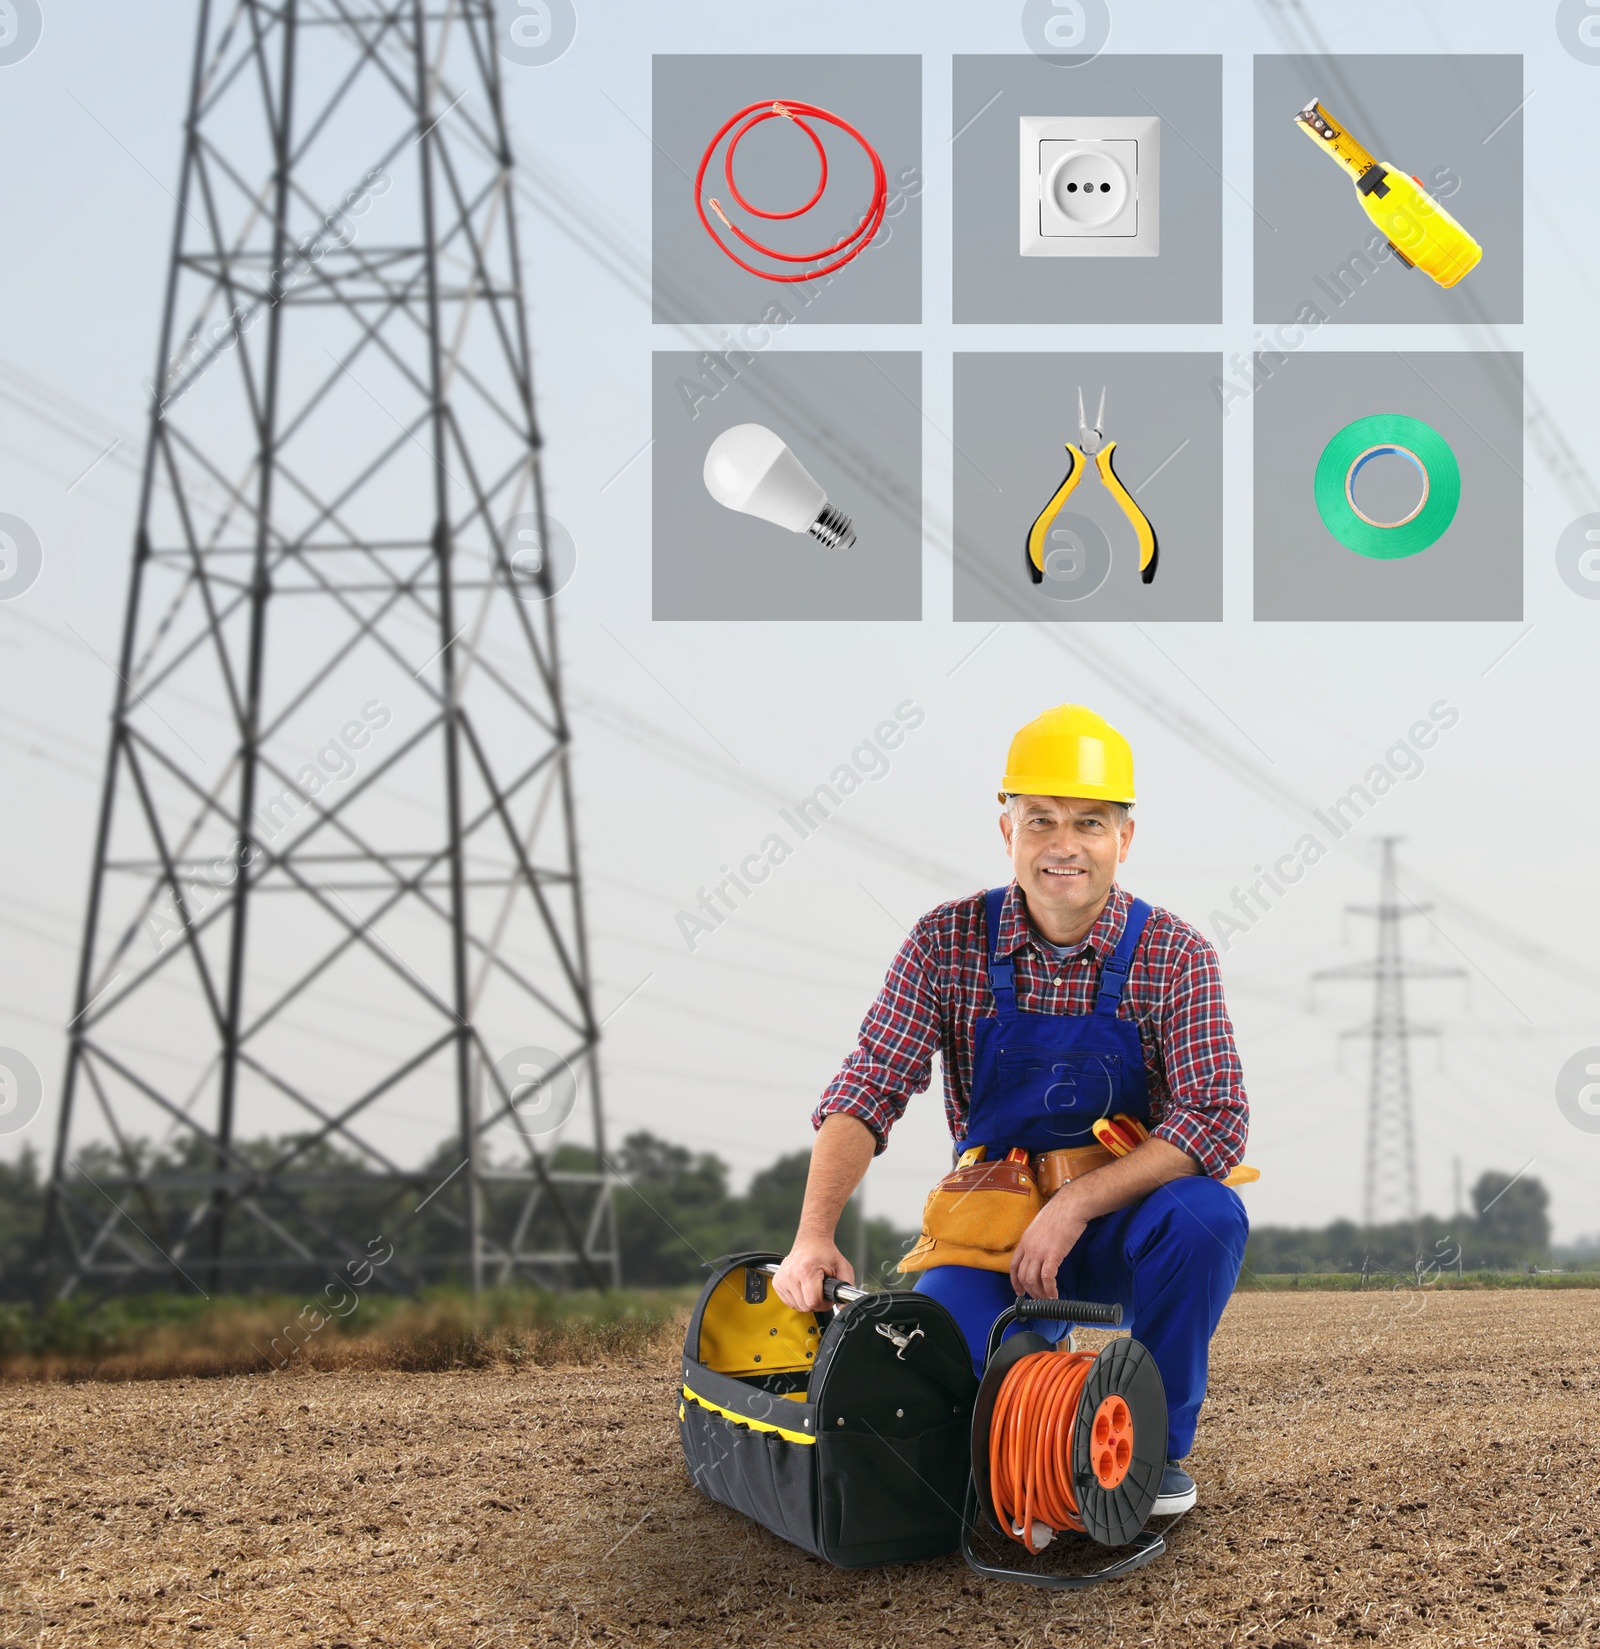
[694,100,888,283]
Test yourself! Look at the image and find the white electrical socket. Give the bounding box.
[1019,115,1160,258]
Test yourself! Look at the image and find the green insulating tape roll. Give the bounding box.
[1313,414,1460,560]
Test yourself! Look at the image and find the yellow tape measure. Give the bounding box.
[1294,99,1481,289]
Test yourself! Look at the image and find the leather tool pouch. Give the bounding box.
[897,1147,1044,1275]
[1033,1142,1117,1197]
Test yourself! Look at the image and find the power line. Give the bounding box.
[46,0,615,1301]
[1312,838,1467,1229]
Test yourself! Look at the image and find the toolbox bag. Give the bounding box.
[678,1251,980,1569]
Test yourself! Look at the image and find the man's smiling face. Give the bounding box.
[999,794,1134,943]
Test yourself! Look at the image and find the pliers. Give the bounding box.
[1092,1112,1262,1187]
[1025,387,1159,587]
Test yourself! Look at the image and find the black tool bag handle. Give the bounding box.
[751,1261,867,1307]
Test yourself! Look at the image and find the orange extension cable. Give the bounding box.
[989,1349,1099,1553]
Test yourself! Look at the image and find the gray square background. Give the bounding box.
[952,56,1221,323]
[953,353,1223,621]
[1253,351,1523,621]
[1253,56,1523,324]
[652,351,921,621]
[652,56,921,324]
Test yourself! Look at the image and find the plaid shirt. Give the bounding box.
[814,882,1249,1179]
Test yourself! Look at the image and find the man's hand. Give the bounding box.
[1008,1139,1204,1298]
[772,1114,875,1311]
[773,1235,854,1313]
[1009,1188,1089,1300]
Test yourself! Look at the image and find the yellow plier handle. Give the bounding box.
[1094,441,1159,586]
[1024,443,1085,584]
[1025,438,1159,587]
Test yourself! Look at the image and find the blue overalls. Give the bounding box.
[913,886,1247,1460]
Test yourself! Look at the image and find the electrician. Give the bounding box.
[773,704,1250,1516]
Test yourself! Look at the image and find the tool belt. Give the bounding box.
[897,1142,1116,1276]
[1033,1142,1118,1196]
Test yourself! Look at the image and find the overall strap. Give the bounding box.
[1093,897,1152,1016]
[984,886,1014,1008]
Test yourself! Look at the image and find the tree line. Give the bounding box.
[0,1136,1565,1300]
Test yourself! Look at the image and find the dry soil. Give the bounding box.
[1,1291,1596,1647]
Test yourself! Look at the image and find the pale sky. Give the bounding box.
[1,1,1596,1246]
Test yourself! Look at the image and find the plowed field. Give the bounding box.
[2,1292,1596,1647]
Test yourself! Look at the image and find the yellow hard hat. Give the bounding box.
[998,704,1135,805]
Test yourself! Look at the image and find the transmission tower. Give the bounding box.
[1314,838,1466,1230]
[44,0,616,1298]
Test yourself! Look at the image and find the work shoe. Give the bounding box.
[1150,1460,1197,1517]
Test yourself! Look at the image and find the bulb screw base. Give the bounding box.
[808,502,857,551]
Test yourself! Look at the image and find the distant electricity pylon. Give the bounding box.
[45,0,615,1297]
[1314,837,1466,1230]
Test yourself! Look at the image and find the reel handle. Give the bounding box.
[754,1262,869,1306]
[1014,1298,1122,1326]
[984,1297,1123,1365]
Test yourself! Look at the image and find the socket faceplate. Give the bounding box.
[1020,115,1160,257]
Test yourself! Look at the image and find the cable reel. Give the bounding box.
[965,1298,1169,1589]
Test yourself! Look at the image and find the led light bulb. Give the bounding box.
[702,423,856,549]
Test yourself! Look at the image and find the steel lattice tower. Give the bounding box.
[1314,838,1465,1230]
[45,0,616,1297]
